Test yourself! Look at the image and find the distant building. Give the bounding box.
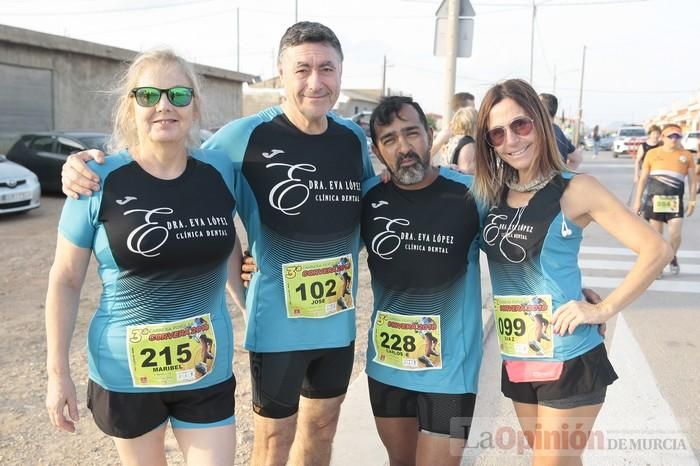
[0,24,254,151]
[645,94,700,132]
[334,89,380,117]
[243,78,285,117]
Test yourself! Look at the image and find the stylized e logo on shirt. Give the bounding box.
[266,163,317,216]
[483,212,527,263]
[371,217,410,260]
[124,207,173,257]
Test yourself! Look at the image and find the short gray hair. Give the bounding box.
[277,21,344,65]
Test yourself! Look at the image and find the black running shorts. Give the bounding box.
[368,377,476,439]
[643,180,685,223]
[249,341,355,419]
[501,343,617,407]
[87,375,236,439]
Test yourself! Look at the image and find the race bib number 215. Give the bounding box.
[126,314,216,387]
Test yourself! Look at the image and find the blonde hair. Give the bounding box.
[450,107,478,138]
[107,48,204,154]
[473,79,567,207]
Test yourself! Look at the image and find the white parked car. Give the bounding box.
[612,126,647,158]
[682,131,699,153]
[0,154,41,214]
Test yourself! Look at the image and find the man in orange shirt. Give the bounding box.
[634,124,697,275]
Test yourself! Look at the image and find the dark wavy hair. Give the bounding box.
[538,92,558,118]
[369,96,429,148]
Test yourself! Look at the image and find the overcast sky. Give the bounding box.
[3,0,699,128]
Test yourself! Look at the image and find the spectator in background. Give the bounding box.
[634,125,661,184]
[539,93,582,169]
[592,125,601,158]
[430,92,475,163]
[696,139,700,194]
[443,106,478,173]
[628,124,661,206]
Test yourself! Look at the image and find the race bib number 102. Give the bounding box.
[282,255,354,318]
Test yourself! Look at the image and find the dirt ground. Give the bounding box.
[0,195,374,465]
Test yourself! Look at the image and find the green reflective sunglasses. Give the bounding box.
[130,86,194,107]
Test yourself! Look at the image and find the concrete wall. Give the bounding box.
[242,89,284,118]
[0,25,254,152]
[202,75,249,128]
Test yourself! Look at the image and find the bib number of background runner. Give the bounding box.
[652,195,679,213]
[372,311,442,371]
[282,255,354,318]
[126,314,215,387]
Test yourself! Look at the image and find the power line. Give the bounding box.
[377,62,697,96]
[3,0,218,16]
[534,14,553,77]
[541,0,648,5]
[3,0,648,18]
[552,87,697,95]
[74,6,240,35]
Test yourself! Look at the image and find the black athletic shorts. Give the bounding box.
[643,179,684,223]
[250,341,354,419]
[368,377,476,439]
[643,197,684,223]
[501,343,618,407]
[87,375,236,439]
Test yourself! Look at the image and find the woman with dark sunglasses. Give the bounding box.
[45,49,244,465]
[472,79,670,464]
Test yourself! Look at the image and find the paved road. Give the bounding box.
[332,150,700,465]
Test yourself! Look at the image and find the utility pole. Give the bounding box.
[271,48,276,78]
[295,0,298,22]
[574,45,586,147]
[381,55,387,97]
[443,0,459,125]
[236,7,240,72]
[529,0,536,84]
[552,64,556,94]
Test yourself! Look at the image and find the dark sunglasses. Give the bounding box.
[130,86,194,107]
[485,116,534,147]
[665,133,682,140]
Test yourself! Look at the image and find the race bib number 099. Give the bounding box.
[126,314,216,387]
[372,311,442,371]
[282,255,354,318]
[652,195,679,213]
[493,295,553,358]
